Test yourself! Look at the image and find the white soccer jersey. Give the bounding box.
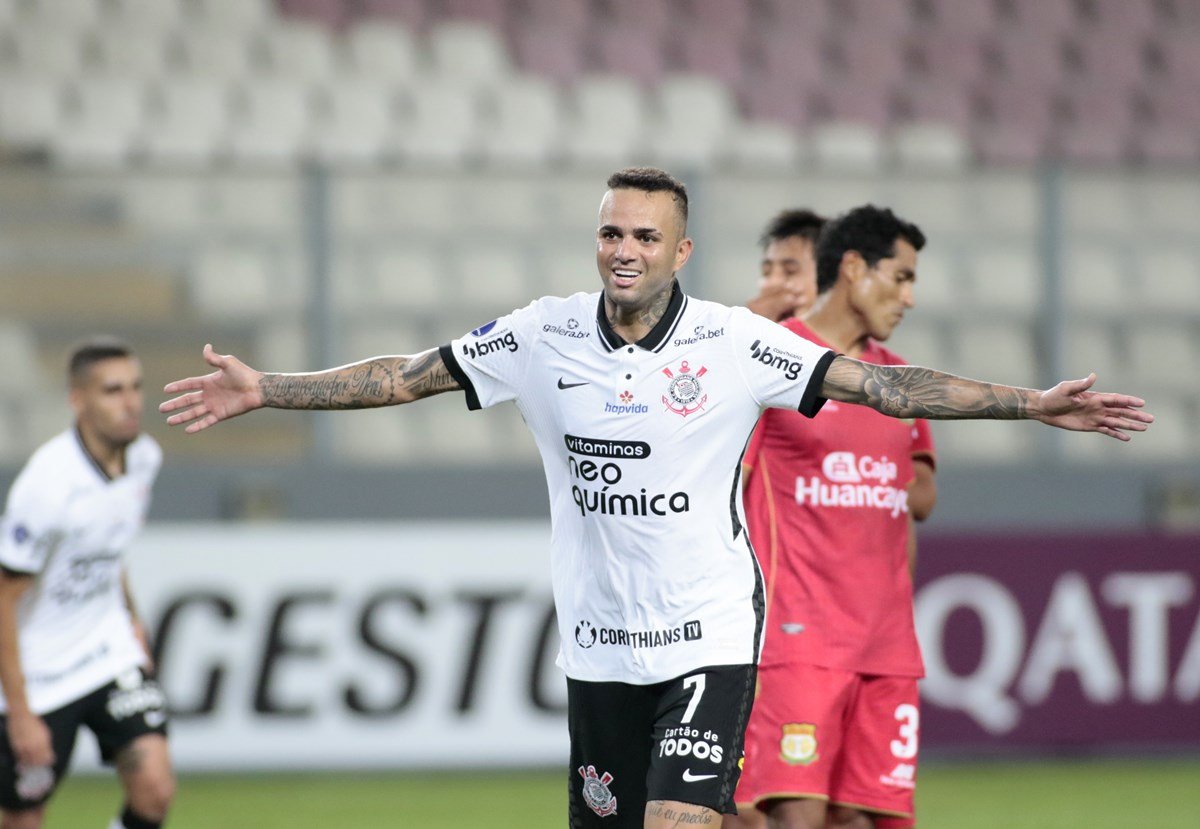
[442,282,834,684]
[0,429,160,714]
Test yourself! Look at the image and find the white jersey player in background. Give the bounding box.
[0,339,173,829]
[159,168,1151,829]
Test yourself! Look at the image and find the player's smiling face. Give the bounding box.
[596,188,693,316]
[71,356,144,449]
[851,237,918,342]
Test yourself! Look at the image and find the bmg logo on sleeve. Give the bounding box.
[748,339,804,380]
[463,330,519,359]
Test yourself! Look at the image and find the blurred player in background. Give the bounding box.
[746,209,827,323]
[728,207,938,829]
[159,168,1151,829]
[0,340,173,829]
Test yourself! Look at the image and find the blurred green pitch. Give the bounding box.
[49,758,1200,828]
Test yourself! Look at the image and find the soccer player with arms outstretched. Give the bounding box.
[160,169,1151,829]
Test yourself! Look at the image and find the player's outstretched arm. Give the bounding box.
[820,357,1153,441]
[160,343,460,434]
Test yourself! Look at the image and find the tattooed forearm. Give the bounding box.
[399,348,459,398]
[645,801,719,826]
[823,357,1034,420]
[258,350,458,410]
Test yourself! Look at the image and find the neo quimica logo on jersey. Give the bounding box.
[748,339,805,380]
[564,435,689,518]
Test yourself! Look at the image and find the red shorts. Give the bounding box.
[734,662,919,824]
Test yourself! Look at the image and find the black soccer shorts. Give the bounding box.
[567,663,756,827]
[0,667,168,811]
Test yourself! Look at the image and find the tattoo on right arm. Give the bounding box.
[258,349,459,410]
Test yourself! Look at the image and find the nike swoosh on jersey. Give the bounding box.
[681,769,718,782]
[557,378,589,389]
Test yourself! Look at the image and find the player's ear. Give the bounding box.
[841,250,867,286]
[674,236,694,272]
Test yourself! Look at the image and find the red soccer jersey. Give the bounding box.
[742,318,935,677]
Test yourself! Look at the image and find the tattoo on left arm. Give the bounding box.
[823,357,1033,420]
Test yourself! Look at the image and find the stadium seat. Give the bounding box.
[515,0,590,35]
[1135,249,1200,311]
[893,81,975,131]
[1001,0,1080,35]
[1084,0,1162,38]
[1063,173,1137,233]
[0,322,40,395]
[397,78,481,166]
[259,20,340,80]
[646,74,737,168]
[1063,246,1126,314]
[967,248,1042,314]
[427,20,513,90]
[356,0,428,29]
[688,0,753,37]
[991,31,1069,87]
[278,0,354,30]
[593,25,669,86]
[453,246,529,311]
[511,23,587,83]
[889,121,972,171]
[358,245,442,311]
[1063,320,1124,384]
[562,74,650,166]
[812,81,893,128]
[906,247,959,313]
[908,31,992,89]
[91,24,172,78]
[1065,33,1149,95]
[603,0,672,32]
[311,78,399,164]
[6,23,87,77]
[825,34,909,84]
[725,120,804,170]
[142,78,231,166]
[442,0,509,28]
[174,27,257,80]
[18,0,102,29]
[1149,32,1200,84]
[51,78,148,167]
[809,121,885,171]
[104,0,186,29]
[952,321,1038,386]
[938,418,1036,462]
[227,79,315,166]
[190,243,307,318]
[344,21,420,81]
[0,75,63,147]
[738,75,813,132]
[478,76,564,168]
[919,0,998,33]
[675,25,747,87]
[193,0,273,31]
[1127,323,1197,386]
[757,0,831,33]
[885,319,946,371]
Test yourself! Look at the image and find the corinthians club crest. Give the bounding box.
[579,764,618,817]
[662,360,708,417]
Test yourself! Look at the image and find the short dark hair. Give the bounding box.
[815,205,926,293]
[606,167,689,229]
[69,337,134,386]
[759,209,827,249]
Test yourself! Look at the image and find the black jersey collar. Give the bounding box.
[73,425,121,482]
[595,279,688,353]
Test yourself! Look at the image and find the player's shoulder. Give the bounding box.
[126,434,163,475]
[7,430,77,506]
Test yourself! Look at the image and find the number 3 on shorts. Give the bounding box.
[890,703,919,759]
[681,674,707,724]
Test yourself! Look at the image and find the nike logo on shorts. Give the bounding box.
[557,378,588,389]
[682,769,718,783]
